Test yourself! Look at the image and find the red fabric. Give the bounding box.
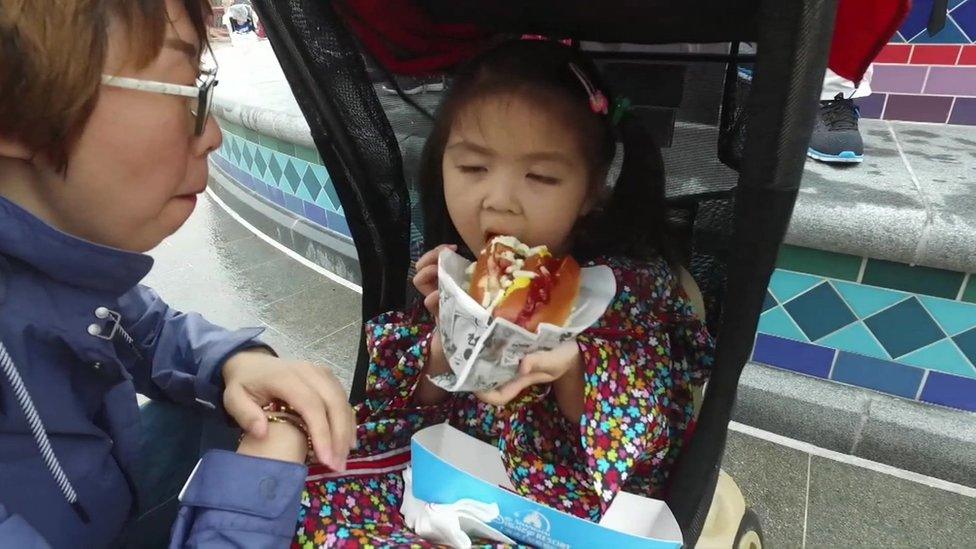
[335,0,491,76]
[828,0,912,83]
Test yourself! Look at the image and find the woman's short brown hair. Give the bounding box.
[0,0,211,167]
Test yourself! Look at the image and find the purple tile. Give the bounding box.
[303,202,330,228]
[856,93,887,119]
[752,334,836,378]
[949,97,976,124]
[284,195,306,217]
[883,94,953,122]
[268,187,286,207]
[871,65,928,94]
[924,66,976,95]
[919,371,976,412]
[251,180,270,199]
[326,211,352,238]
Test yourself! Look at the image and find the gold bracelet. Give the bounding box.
[262,400,314,451]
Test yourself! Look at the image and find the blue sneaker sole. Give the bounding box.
[807,147,863,163]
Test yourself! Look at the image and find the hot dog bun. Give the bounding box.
[467,235,581,331]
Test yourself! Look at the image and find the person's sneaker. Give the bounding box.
[381,74,446,95]
[807,93,864,163]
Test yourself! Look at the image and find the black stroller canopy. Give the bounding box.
[251,0,838,543]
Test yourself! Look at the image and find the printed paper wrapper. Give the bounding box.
[431,248,616,392]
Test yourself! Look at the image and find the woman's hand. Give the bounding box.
[413,244,456,318]
[237,421,309,464]
[476,341,584,413]
[222,350,356,470]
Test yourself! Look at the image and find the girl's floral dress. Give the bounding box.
[293,256,714,548]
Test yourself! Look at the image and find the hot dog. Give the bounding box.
[467,235,581,332]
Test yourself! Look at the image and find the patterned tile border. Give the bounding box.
[213,118,353,239]
[754,244,976,413]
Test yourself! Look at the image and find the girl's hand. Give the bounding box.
[237,421,309,464]
[413,244,456,318]
[476,341,584,407]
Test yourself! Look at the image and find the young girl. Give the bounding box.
[293,39,714,547]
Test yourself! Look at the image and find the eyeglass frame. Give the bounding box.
[100,68,219,136]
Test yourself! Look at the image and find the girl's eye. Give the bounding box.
[458,165,487,174]
[527,173,560,185]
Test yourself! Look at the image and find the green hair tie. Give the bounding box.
[611,96,631,126]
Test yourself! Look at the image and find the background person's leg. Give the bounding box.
[118,400,240,549]
[809,66,873,163]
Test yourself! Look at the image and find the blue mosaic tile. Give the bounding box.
[230,138,242,164]
[952,327,976,366]
[950,0,969,9]
[768,271,822,303]
[831,352,925,399]
[818,322,890,360]
[251,179,270,201]
[832,280,908,319]
[303,202,329,228]
[892,31,906,43]
[783,282,857,341]
[281,158,301,195]
[762,291,778,313]
[900,0,936,40]
[284,194,306,217]
[919,371,976,412]
[951,0,976,41]
[752,334,835,378]
[323,178,343,215]
[912,17,970,43]
[758,306,808,342]
[326,211,352,238]
[919,296,976,336]
[899,339,976,378]
[864,297,946,359]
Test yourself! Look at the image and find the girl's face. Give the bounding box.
[442,94,596,257]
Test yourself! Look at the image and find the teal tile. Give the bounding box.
[962,276,976,304]
[276,139,296,156]
[241,143,256,170]
[865,298,946,359]
[861,259,965,299]
[266,153,284,188]
[899,340,976,378]
[296,182,315,203]
[783,282,857,341]
[258,134,282,151]
[281,159,303,194]
[954,328,976,368]
[323,179,342,215]
[833,280,909,319]
[295,144,321,164]
[314,188,337,211]
[776,245,862,281]
[768,270,823,304]
[301,165,323,200]
[758,306,809,342]
[919,296,976,337]
[818,322,890,360]
[252,147,268,178]
[220,120,246,137]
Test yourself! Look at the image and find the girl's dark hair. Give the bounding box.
[418,39,675,265]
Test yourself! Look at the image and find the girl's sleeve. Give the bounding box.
[574,257,714,511]
[357,305,455,423]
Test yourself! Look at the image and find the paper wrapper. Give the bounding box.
[431,248,617,392]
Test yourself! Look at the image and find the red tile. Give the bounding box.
[875,44,912,64]
[909,45,962,65]
[959,46,976,66]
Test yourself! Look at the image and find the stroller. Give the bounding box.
[250,0,842,546]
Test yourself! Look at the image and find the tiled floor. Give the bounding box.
[148,191,976,547]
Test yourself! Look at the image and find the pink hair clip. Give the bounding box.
[569,64,608,115]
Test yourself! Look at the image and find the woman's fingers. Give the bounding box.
[476,372,552,406]
[300,363,355,470]
[223,383,268,438]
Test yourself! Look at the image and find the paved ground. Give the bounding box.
[148,191,976,547]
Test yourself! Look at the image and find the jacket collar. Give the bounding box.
[0,196,153,294]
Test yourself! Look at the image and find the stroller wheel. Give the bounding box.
[734,508,764,549]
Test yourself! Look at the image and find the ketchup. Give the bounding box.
[515,256,559,326]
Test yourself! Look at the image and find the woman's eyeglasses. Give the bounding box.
[100,68,218,136]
